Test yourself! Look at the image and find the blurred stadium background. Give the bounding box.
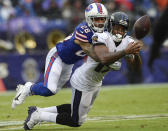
[0,0,167,92]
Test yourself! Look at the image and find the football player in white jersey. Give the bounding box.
[23,12,143,130]
[11,3,140,112]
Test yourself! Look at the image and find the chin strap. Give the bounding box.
[92,25,104,33]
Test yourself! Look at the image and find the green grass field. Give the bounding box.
[0,83,168,131]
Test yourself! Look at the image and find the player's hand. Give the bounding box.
[124,41,143,55]
[134,40,143,47]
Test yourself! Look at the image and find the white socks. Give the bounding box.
[37,106,58,123]
[38,106,58,113]
[40,111,58,123]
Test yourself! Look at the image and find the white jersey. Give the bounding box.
[70,31,134,91]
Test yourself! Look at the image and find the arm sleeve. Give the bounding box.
[75,26,89,43]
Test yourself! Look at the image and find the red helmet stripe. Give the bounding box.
[96,3,102,13]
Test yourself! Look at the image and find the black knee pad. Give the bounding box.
[56,113,80,127]
[57,104,71,114]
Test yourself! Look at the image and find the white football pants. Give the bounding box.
[44,47,73,94]
[71,87,100,125]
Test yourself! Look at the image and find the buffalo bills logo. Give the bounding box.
[85,5,93,12]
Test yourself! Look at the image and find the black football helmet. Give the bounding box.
[110,12,129,42]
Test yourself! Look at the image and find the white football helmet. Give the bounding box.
[85,3,108,33]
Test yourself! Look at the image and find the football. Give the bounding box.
[133,15,151,39]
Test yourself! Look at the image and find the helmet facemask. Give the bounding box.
[89,16,108,33]
[111,24,127,43]
[110,12,129,43]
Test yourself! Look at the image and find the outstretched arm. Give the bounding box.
[124,41,143,70]
[125,53,142,70]
[93,41,142,65]
[75,39,142,64]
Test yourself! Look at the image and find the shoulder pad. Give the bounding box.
[75,24,92,43]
